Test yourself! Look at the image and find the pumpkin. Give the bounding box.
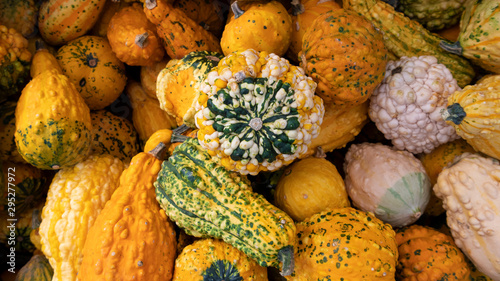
[193,49,325,175]
[173,0,226,37]
[30,40,63,78]
[90,110,140,163]
[299,9,388,107]
[344,142,431,228]
[125,80,178,149]
[396,0,466,31]
[1,161,47,215]
[140,58,170,99]
[0,0,38,37]
[107,3,165,66]
[154,137,297,276]
[0,101,26,163]
[0,203,43,254]
[15,69,93,170]
[440,1,500,74]
[287,0,340,63]
[221,1,293,56]
[14,254,54,281]
[143,0,222,59]
[288,207,398,280]
[343,0,475,88]
[395,225,471,281]
[274,156,350,222]
[418,138,476,216]
[39,154,126,281]
[434,153,500,280]
[156,51,223,127]
[56,35,127,110]
[38,0,106,45]
[0,25,32,103]
[173,239,268,281]
[90,0,132,38]
[79,143,177,281]
[441,74,500,160]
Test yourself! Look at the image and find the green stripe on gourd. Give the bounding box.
[154,138,296,276]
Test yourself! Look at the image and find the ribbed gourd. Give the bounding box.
[0,101,26,163]
[14,254,54,281]
[173,239,268,281]
[193,49,325,175]
[39,155,126,281]
[154,137,297,276]
[15,69,93,170]
[288,207,398,280]
[396,0,467,31]
[441,74,500,160]
[79,144,177,281]
[342,0,475,88]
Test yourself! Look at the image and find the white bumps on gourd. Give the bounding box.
[434,153,500,280]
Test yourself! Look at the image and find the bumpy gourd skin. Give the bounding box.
[398,0,466,31]
[39,155,125,281]
[299,9,388,107]
[15,69,92,170]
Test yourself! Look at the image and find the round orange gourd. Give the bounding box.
[274,156,350,221]
[107,3,165,66]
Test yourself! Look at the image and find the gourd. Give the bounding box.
[0,101,26,163]
[396,0,466,31]
[143,125,190,155]
[274,156,350,222]
[156,51,223,127]
[193,49,325,175]
[221,1,293,56]
[90,0,132,37]
[343,0,475,88]
[154,137,297,276]
[140,58,170,99]
[440,1,500,74]
[0,25,32,103]
[39,154,126,281]
[419,139,476,216]
[173,239,268,281]
[38,0,106,45]
[56,35,127,110]
[107,3,165,66]
[0,0,38,37]
[143,0,222,59]
[14,254,54,281]
[287,0,340,63]
[288,207,398,280]
[125,80,178,149]
[79,144,177,281]
[441,75,500,160]
[173,0,226,37]
[90,110,140,163]
[30,40,63,78]
[434,153,500,280]
[299,9,388,107]
[344,142,431,228]
[395,224,471,281]
[15,69,93,170]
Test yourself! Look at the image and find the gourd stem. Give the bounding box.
[148,142,167,160]
[31,209,41,229]
[145,0,157,10]
[381,0,398,8]
[441,103,466,125]
[314,146,326,158]
[135,32,149,48]
[170,134,189,143]
[278,246,294,276]
[291,0,304,16]
[35,39,45,51]
[231,1,245,19]
[439,40,463,56]
[172,124,190,135]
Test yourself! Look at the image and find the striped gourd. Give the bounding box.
[343,0,475,88]
[154,137,297,276]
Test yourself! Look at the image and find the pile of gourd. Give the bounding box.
[1,0,500,280]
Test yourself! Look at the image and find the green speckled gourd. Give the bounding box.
[154,137,297,276]
[343,0,475,88]
[397,0,467,31]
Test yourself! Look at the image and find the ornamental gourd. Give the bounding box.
[434,153,500,280]
[173,0,226,37]
[299,9,388,107]
[156,51,223,127]
[0,101,26,163]
[140,58,170,99]
[194,49,325,175]
[30,40,63,78]
[396,0,467,31]
[39,155,126,281]
[173,239,268,281]
[79,144,177,281]
[154,138,297,276]
[344,142,431,228]
[288,207,398,280]
[0,0,38,37]
[15,254,54,281]
[15,69,93,170]
[56,36,127,110]
[441,74,500,160]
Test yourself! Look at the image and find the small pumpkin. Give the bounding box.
[140,58,170,99]
[14,254,54,281]
[107,3,165,66]
[56,35,127,110]
[173,239,268,281]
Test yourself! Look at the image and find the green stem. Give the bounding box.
[278,245,295,276]
[439,40,463,56]
[441,103,466,125]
